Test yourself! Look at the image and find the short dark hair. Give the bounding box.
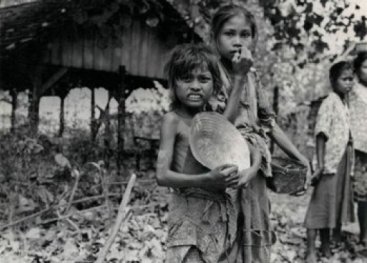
[329,61,353,88]
[164,43,222,106]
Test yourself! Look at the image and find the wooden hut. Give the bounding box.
[0,0,201,170]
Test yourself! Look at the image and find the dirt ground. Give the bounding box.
[0,181,366,263]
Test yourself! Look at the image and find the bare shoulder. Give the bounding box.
[160,112,181,136]
[162,112,180,127]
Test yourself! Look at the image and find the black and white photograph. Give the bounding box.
[0,0,366,262]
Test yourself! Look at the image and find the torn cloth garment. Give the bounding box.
[208,65,275,177]
[166,189,237,263]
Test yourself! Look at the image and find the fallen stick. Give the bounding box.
[64,174,81,214]
[0,193,119,231]
[0,206,54,231]
[95,173,136,263]
[107,178,155,185]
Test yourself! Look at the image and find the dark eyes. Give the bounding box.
[199,76,212,82]
[224,31,235,36]
[180,76,191,82]
[241,31,251,38]
[223,30,251,38]
[178,75,212,83]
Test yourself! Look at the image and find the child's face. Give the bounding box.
[216,14,254,61]
[174,65,213,110]
[334,69,354,95]
[357,58,367,84]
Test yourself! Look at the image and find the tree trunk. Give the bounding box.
[271,86,279,154]
[117,66,126,175]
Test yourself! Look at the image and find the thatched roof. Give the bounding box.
[0,0,201,61]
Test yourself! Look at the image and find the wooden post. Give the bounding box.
[91,87,97,141]
[104,90,111,169]
[28,87,40,135]
[10,89,17,133]
[117,66,126,175]
[59,94,66,137]
[28,66,43,135]
[271,86,279,154]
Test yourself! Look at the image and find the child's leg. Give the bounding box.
[320,228,332,258]
[333,224,342,244]
[306,229,317,263]
[358,201,367,244]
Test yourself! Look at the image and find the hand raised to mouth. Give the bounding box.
[232,47,253,77]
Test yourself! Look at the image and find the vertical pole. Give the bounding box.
[91,87,96,141]
[271,86,279,154]
[104,90,111,169]
[28,85,40,135]
[59,94,65,137]
[28,65,43,135]
[117,66,126,175]
[10,89,17,133]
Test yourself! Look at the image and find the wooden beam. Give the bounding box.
[40,67,68,96]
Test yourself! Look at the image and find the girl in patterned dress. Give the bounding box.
[305,61,355,263]
[209,4,311,262]
[350,52,367,245]
[156,43,262,263]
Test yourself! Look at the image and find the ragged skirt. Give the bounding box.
[224,129,274,263]
[304,145,355,229]
[165,188,237,263]
[224,176,273,263]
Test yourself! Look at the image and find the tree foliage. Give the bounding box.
[259,0,366,61]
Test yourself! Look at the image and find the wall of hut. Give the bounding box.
[43,20,175,79]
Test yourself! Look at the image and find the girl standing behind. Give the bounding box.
[210,4,311,262]
[350,52,367,246]
[305,61,355,263]
[156,43,261,263]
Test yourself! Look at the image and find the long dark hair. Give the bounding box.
[211,4,258,49]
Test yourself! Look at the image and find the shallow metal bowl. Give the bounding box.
[189,112,250,171]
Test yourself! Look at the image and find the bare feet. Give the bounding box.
[321,244,332,258]
[305,252,317,263]
[360,237,367,247]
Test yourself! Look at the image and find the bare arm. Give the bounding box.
[310,133,327,185]
[156,114,237,189]
[223,76,246,123]
[222,47,253,124]
[315,132,326,170]
[270,122,310,165]
[237,143,262,188]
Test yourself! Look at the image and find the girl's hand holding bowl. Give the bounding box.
[209,164,239,190]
